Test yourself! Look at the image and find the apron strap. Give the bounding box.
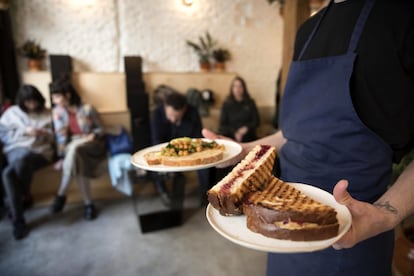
[298,0,375,60]
[347,0,375,52]
[297,1,332,61]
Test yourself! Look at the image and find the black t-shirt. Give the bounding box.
[292,0,414,162]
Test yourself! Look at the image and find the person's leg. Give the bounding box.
[197,168,215,206]
[2,165,23,221]
[77,175,92,205]
[3,148,38,217]
[50,174,70,213]
[2,164,28,240]
[77,175,97,220]
[51,138,86,213]
[0,150,7,212]
[72,140,106,220]
[13,152,49,209]
[171,172,186,210]
[152,172,171,206]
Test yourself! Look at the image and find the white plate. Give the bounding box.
[206,183,352,253]
[131,139,242,172]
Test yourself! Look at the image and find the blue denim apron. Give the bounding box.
[268,0,394,275]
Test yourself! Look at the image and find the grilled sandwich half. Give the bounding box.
[243,177,339,241]
[207,145,276,216]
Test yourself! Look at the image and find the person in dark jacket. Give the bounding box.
[150,92,213,206]
[219,76,260,143]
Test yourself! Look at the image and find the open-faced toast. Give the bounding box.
[143,137,225,167]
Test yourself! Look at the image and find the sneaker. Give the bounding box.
[50,195,66,213]
[13,220,29,240]
[84,204,98,220]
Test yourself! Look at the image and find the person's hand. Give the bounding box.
[202,128,232,141]
[202,128,243,167]
[54,159,63,170]
[332,180,395,249]
[86,133,95,141]
[235,126,248,142]
[26,127,38,136]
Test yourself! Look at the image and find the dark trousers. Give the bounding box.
[0,150,7,207]
[2,147,49,222]
[154,168,215,205]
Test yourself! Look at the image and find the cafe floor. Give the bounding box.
[0,178,267,276]
[1,172,412,276]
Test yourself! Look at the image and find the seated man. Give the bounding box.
[150,92,214,206]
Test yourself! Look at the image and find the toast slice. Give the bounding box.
[143,138,225,166]
[207,145,276,216]
[161,148,224,166]
[243,177,339,241]
[143,151,162,165]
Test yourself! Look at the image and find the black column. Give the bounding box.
[49,55,72,81]
[0,9,19,103]
[124,56,151,151]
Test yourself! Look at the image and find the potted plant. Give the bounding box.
[186,32,216,72]
[18,40,46,71]
[212,48,231,72]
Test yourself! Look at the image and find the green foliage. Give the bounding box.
[392,149,414,182]
[267,0,284,4]
[212,48,231,63]
[19,40,46,59]
[186,32,216,63]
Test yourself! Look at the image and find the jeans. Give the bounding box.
[2,147,49,222]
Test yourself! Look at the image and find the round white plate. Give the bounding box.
[206,183,352,253]
[131,139,242,172]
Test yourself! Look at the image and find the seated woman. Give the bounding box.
[49,76,106,220]
[219,76,260,142]
[0,85,54,240]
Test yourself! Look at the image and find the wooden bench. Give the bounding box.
[22,71,276,206]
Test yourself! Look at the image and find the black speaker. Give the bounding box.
[49,55,72,81]
[129,93,151,151]
[124,56,144,92]
[124,56,151,151]
[0,10,19,102]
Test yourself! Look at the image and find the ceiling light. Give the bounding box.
[182,0,193,7]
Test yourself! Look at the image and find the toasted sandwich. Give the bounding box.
[207,145,277,216]
[243,177,339,241]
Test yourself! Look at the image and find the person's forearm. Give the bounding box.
[374,160,414,229]
[243,130,286,153]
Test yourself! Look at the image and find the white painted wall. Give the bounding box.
[11,0,283,106]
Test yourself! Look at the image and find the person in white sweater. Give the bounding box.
[0,85,54,240]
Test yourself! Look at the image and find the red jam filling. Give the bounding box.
[220,145,271,194]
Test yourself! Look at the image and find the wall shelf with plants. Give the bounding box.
[186,32,231,72]
[18,40,47,71]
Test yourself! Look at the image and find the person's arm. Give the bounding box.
[0,108,26,143]
[333,160,414,249]
[86,104,104,138]
[52,107,68,158]
[246,100,260,131]
[202,128,286,166]
[150,107,166,145]
[218,102,236,138]
[191,107,203,138]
